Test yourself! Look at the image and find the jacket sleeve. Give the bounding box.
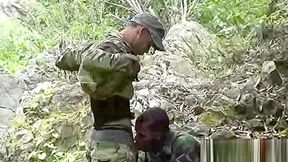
[78,46,140,99]
[55,42,94,71]
[171,134,200,162]
[81,46,140,76]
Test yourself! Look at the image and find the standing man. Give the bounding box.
[56,12,165,162]
[135,107,200,162]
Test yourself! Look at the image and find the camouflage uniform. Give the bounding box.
[138,131,200,162]
[55,12,166,162]
[81,32,139,162]
[56,31,138,162]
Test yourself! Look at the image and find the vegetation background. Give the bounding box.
[1,0,287,161]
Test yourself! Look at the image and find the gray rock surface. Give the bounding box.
[0,74,24,136]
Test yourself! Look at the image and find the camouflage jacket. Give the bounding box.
[139,131,200,162]
[55,32,140,100]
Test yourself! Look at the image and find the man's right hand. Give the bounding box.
[123,54,141,78]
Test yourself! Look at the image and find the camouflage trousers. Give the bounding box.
[86,130,136,162]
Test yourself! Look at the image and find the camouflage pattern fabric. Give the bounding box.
[55,41,94,71]
[139,131,200,162]
[56,32,139,161]
[55,32,140,100]
[86,139,136,162]
[78,32,140,100]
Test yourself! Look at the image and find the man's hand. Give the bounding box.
[133,60,141,74]
[123,54,141,78]
[175,146,200,162]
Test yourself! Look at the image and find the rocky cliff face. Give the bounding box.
[1,12,288,161]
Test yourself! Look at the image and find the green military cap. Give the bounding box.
[129,12,166,51]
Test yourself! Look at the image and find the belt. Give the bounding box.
[92,118,134,147]
[91,129,134,147]
[95,118,133,132]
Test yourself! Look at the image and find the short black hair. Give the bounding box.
[137,107,170,133]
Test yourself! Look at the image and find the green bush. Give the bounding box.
[3,109,89,162]
[0,0,129,73]
[196,0,271,38]
[189,0,273,65]
[22,0,129,42]
[0,20,47,73]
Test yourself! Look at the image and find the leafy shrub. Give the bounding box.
[21,0,129,43]
[0,20,46,73]
[195,0,271,38]
[0,0,129,73]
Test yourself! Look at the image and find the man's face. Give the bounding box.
[131,26,154,55]
[134,118,163,152]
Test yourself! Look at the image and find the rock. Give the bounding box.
[185,94,199,107]
[51,82,88,109]
[0,0,26,21]
[262,61,282,86]
[209,128,236,140]
[161,100,176,110]
[148,99,161,108]
[164,21,223,59]
[191,106,204,116]
[0,66,8,74]
[17,82,54,122]
[247,119,265,131]
[0,75,24,111]
[274,118,288,131]
[0,108,14,129]
[130,22,221,124]
[136,88,150,96]
[0,74,24,136]
[133,101,145,116]
[275,58,288,76]
[197,111,225,127]
[81,112,93,128]
[57,122,80,139]
[184,123,211,137]
[15,129,34,150]
[54,121,81,150]
[222,85,241,100]
[165,55,195,77]
[261,98,283,117]
[265,117,278,127]
[235,93,258,119]
[213,94,235,107]
[17,81,89,123]
[15,52,59,91]
[164,21,227,78]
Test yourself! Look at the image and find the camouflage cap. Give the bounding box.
[129,12,165,51]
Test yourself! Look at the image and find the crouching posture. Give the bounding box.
[135,108,200,162]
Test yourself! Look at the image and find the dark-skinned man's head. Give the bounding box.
[134,107,170,152]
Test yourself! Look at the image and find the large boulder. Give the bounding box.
[0,74,24,136]
[15,52,75,91]
[1,81,92,161]
[131,21,227,130]
[134,21,224,100]
[16,81,89,122]
[0,50,75,137]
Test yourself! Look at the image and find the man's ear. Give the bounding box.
[136,26,145,38]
